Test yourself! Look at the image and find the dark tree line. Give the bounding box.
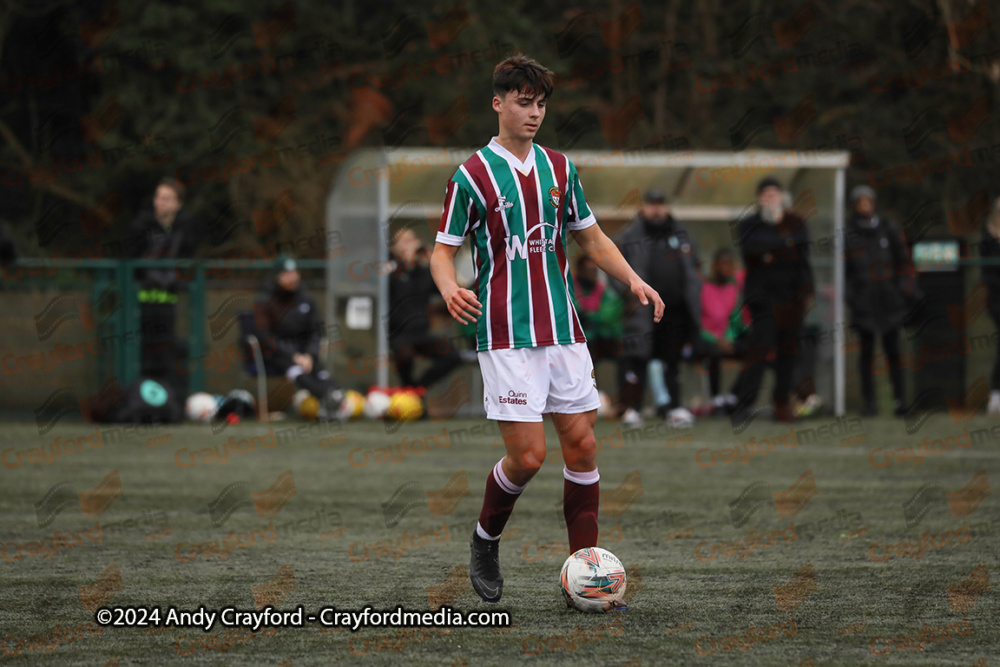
[1,0,998,259]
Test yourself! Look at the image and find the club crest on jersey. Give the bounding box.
[494,196,515,212]
[548,186,562,209]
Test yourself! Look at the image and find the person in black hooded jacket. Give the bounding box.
[254,256,344,417]
[613,189,702,425]
[979,196,1000,414]
[388,227,462,391]
[126,178,204,392]
[843,185,914,416]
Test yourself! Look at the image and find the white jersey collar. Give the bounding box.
[487,137,535,176]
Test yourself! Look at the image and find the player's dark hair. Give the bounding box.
[493,54,553,101]
[157,177,185,203]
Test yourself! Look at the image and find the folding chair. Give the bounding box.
[237,309,270,422]
[238,309,329,422]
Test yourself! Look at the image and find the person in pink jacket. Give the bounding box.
[700,248,744,413]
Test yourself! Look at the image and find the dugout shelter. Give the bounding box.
[325,148,851,414]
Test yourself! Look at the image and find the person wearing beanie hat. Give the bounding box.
[850,184,876,204]
[843,185,914,416]
[253,255,345,419]
[729,178,814,423]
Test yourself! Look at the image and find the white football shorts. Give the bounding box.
[478,342,601,422]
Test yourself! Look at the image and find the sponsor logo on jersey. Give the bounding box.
[504,222,558,260]
[494,195,515,212]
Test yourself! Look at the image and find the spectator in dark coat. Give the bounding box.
[730,178,814,423]
[979,196,1000,415]
[843,185,914,416]
[255,256,344,417]
[388,227,462,391]
[613,189,702,426]
[126,178,204,392]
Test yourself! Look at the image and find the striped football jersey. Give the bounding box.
[436,139,597,351]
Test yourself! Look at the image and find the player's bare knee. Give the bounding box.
[510,445,546,474]
[523,446,547,471]
[564,436,597,470]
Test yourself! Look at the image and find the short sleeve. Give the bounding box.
[566,162,597,231]
[436,179,476,246]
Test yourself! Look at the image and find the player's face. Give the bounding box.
[494,90,547,142]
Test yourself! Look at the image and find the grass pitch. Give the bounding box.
[0,413,996,666]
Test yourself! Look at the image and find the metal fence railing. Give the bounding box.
[2,258,329,394]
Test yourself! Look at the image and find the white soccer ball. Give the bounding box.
[185,392,219,422]
[560,547,627,613]
[364,390,392,419]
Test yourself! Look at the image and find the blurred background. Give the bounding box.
[1,0,998,418]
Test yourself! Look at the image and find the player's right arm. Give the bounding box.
[431,243,481,325]
[431,178,482,325]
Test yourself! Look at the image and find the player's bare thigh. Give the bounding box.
[551,410,598,472]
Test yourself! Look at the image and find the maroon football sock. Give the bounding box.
[476,459,525,540]
[563,466,600,553]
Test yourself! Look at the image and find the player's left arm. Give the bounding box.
[571,223,664,323]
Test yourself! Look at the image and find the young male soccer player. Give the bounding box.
[430,55,664,603]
